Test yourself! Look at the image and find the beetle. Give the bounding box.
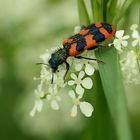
[39,23,116,83]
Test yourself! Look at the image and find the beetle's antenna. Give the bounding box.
[36,62,49,67]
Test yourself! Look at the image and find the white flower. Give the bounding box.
[69,90,94,117]
[30,84,45,117]
[74,59,95,76]
[113,30,130,52]
[47,84,61,110]
[68,71,93,95]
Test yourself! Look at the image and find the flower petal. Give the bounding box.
[78,71,85,79]
[70,105,77,117]
[68,90,76,99]
[114,43,123,53]
[51,100,59,110]
[132,40,138,47]
[30,103,37,117]
[71,73,77,80]
[121,41,128,47]
[36,99,43,112]
[75,63,83,71]
[123,35,130,40]
[115,30,124,38]
[47,94,51,100]
[80,101,94,117]
[132,31,139,38]
[76,85,84,95]
[85,64,95,76]
[82,77,93,89]
[68,80,75,86]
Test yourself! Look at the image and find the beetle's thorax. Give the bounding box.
[48,48,68,72]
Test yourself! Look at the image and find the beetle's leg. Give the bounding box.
[75,56,105,63]
[64,61,70,80]
[87,44,108,51]
[51,72,54,84]
[96,44,109,48]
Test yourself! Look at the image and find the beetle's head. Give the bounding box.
[48,55,61,72]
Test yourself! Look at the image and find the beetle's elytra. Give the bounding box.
[47,23,116,83]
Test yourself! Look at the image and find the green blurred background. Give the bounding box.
[0,0,140,140]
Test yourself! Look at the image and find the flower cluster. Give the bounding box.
[110,24,140,84]
[30,48,95,117]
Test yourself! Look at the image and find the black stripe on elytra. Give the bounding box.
[92,30,105,43]
[88,24,98,31]
[102,23,112,34]
[76,39,87,52]
[71,34,83,42]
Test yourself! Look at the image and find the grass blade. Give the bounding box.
[95,47,132,140]
[90,0,100,22]
[91,71,116,140]
[77,0,90,25]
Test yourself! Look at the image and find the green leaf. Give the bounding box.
[95,47,132,140]
[77,0,90,25]
[91,71,116,140]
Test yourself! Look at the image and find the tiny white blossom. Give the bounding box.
[47,84,61,110]
[30,84,45,117]
[68,71,93,95]
[113,30,130,52]
[69,90,94,117]
[74,59,95,76]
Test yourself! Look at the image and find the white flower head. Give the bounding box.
[68,71,93,95]
[69,90,94,117]
[113,30,130,53]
